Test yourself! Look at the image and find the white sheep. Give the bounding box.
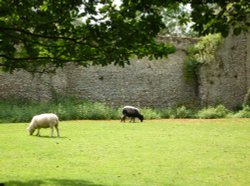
[27,113,60,137]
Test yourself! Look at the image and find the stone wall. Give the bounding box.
[0,33,249,109]
[63,55,198,108]
[199,31,250,109]
[0,37,199,108]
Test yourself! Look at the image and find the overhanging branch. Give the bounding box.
[0,26,86,44]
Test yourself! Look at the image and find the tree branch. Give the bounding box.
[0,26,86,44]
[0,54,95,63]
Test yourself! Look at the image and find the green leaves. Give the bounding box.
[0,0,249,73]
[0,0,175,73]
[190,1,249,37]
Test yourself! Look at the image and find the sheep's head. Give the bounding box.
[139,115,144,122]
[27,126,35,135]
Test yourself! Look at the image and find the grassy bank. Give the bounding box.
[0,98,120,123]
[1,98,250,123]
[0,119,250,186]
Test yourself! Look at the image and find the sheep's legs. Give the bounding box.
[35,129,40,136]
[122,116,136,123]
[121,115,126,122]
[129,117,135,122]
[50,127,54,137]
[50,126,60,137]
[121,115,136,123]
[55,125,60,137]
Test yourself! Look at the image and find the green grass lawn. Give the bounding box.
[0,119,249,186]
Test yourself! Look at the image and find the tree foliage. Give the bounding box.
[161,4,197,37]
[0,0,249,73]
[190,0,250,36]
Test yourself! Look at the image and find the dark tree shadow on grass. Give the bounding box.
[1,179,105,186]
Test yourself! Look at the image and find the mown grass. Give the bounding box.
[0,119,250,186]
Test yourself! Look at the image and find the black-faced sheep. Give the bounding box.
[121,106,144,122]
[27,113,60,137]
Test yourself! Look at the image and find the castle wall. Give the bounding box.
[1,33,249,110]
[199,31,250,109]
[0,37,198,108]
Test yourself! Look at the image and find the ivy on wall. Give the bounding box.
[243,89,250,107]
[183,33,222,82]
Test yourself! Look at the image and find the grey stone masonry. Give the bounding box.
[1,33,249,109]
[199,31,250,109]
